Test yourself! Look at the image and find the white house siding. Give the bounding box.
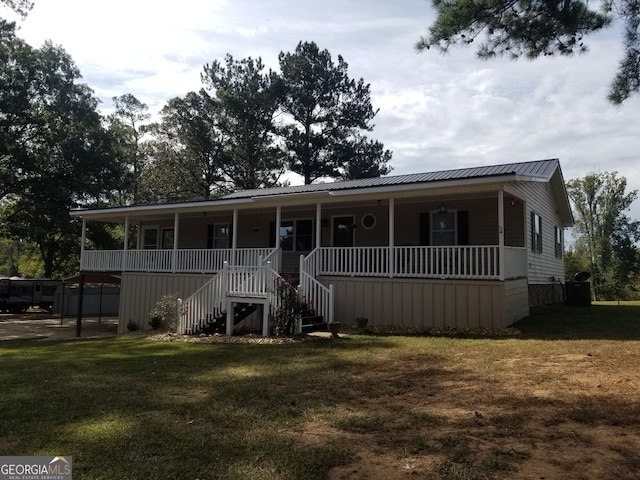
[321,276,517,329]
[118,273,211,333]
[504,278,529,323]
[508,181,567,306]
[509,181,566,284]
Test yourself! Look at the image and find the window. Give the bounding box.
[142,227,158,249]
[555,227,563,258]
[162,229,174,249]
[431,210,457,246]
[362,214,376,229]
[280,219,313,251]
[531,213,542,253]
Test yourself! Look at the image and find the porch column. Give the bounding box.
[232,209,238,265]
[275,206,282,272]
[123,216,129,271]
[80,218,86,270]
[172,212,179,273]
[498,190,505,281]
[388,198,395,278]
[315,203,322,248]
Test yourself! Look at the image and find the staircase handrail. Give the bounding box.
[178,267,226,334]
[299,252,334,324]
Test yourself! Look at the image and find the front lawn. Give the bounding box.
[1,302,639,479]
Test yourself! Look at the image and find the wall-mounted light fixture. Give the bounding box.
[438,203,448,214]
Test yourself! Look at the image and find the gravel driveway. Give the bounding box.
[0,313,118,341]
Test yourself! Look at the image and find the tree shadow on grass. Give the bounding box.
[0,335,409,480]
[511,303,640,341]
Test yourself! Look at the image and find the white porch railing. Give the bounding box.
[178,270,226,334]
[299,254,335,325]
[81,248,277,273]
[503,246,528,280]
[306,246,526,280]
[82,245,526,280]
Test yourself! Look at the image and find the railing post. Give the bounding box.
[328,284,334,324]
[389,198,395,278]
[498,190,505,280]
[172,212,179,273]
[123,216,129,272]
[299,254,305,281]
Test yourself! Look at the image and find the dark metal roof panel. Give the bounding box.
[222,158,560,199]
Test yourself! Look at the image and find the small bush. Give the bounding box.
[149,293,182,332]
[272,277,312,336]
[149,314,163,329]
[126,319,139,331]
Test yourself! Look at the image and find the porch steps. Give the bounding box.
[199,303,258,334]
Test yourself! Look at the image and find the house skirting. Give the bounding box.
[119,273,212,333]
[319,276,529,330]
[528,283,565,307]
[117,272,531,334]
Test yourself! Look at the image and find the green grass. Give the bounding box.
[513,301,640,340]
[1,302,640,479]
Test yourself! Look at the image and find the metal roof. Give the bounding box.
[223,158,561,200]
[70,158,572,226]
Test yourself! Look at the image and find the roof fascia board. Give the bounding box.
[70,198,254,219]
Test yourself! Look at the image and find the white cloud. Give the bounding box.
[3,0,638,219]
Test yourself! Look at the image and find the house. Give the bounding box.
[70,158,573,335]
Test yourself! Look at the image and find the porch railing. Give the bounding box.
[308,246,527,280]
[178,270,226,334]
[82,245,527,280]
[299,253,334,325]
[81,248,277,273]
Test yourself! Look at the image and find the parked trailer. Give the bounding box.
[0,277,61,313]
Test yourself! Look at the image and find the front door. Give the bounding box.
[332,216,354,247]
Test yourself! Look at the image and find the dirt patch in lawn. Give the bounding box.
[0,313,118,341]
[295,339,640,480]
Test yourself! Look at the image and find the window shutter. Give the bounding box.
[537,217,542,252]
[268,221,275,248]
[207,224,214,249]
[457,211,469,245]
[419,212,430,246]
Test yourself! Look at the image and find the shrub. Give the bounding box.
[272,277,312,336]
[149,293,182,332]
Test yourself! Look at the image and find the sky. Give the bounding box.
[3,0,639,221]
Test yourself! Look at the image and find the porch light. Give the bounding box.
[438,203,448,214]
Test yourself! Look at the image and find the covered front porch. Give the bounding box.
[77,188,528,282]
[75,186,529,334]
